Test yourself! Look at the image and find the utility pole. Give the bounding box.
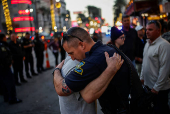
[56,1,62,31]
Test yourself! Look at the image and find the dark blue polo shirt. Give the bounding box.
[65,41,143,112]
[65,41,117,92]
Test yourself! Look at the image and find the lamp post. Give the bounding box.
[27,5,33,36]
[55,0,62,31]
[141,13,148,27]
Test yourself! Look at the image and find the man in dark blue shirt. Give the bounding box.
[53,27,142,113]
[120,15,139,66]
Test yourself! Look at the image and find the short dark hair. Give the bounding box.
[147,20,162,30]
[62,27,92,47]
[122,14,130,20]
[26,32,30,35]
[0,33,6,41]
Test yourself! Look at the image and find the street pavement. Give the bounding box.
[0,35,110,114]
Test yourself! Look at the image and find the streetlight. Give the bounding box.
[25,9,29,13]
[54,26,57,32]
[30,8,33,13]
[55,1,62,31]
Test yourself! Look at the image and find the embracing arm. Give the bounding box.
[53,60,73,96]
[80,52,124,103]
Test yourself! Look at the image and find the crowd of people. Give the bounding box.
[0,13,170,114]
[0,32,65,104]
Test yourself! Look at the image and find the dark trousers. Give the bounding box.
[35,51,44,71]
[61,51,66,61]
[153,89,170,114]
[13,59,24,82]
[53,52,58,66]
[24,53,35,76]
[0,68,17,101]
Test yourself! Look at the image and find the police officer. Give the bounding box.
[33,33,45,73]
[22,32,38,78]
[0,33,22,104]
[9,33,27,85]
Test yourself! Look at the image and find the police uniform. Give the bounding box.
[9,40,26,84]
[0,41,21,103]
[33,37,45,73]
[64,41,143,114]
[21,38,37,77]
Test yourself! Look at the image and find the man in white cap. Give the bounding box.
[135,25,146,76]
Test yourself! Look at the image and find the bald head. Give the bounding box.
[11,33,17,42]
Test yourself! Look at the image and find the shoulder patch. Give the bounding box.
[1,47,6,51]
[74,61,85,75]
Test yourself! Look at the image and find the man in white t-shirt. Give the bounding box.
[58,55,95,114]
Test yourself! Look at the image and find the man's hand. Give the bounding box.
[105,52,124,73]
[151,88,158,94]
[141,80,144,84]
[56,60,65,69]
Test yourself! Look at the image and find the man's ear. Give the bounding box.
[79,41,85,50]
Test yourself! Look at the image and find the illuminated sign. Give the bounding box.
[15,27,35,32]
[11,0,32,5]
[18,10,30,15]
[50,0,56,31]
[147,15,160,20]
[2,0,13,31]
[13,16,34,21]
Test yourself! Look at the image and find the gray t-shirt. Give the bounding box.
[59,55,96,114]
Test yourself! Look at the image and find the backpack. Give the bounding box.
[107,44,156,114]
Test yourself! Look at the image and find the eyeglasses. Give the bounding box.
[61,33,83,45]
[119,36,125,40]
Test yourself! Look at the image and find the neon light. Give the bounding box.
[50,0,56,30]
[2,0,13,31]
[41,36,44,40]
[11,0,32,5]
[50,33,53,37]
[13,17,34,21]
[18,10,30,15]
[86,23,89,27]
[95,17,98,20]
[31,37,34,40]
[15,27,35,32]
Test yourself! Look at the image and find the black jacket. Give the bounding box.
[120,27,139,61]
[0,41,12,70]
[135,37,146,64]
[8,41,24,61]
[33,37,44,53]
[21,38,33,54]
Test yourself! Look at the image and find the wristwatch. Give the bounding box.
[52,67,61,76]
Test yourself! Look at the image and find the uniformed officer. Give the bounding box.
[33,33,45,73]
[9,33,27,85]
[0,33,22,104]
[22,32,38,78]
